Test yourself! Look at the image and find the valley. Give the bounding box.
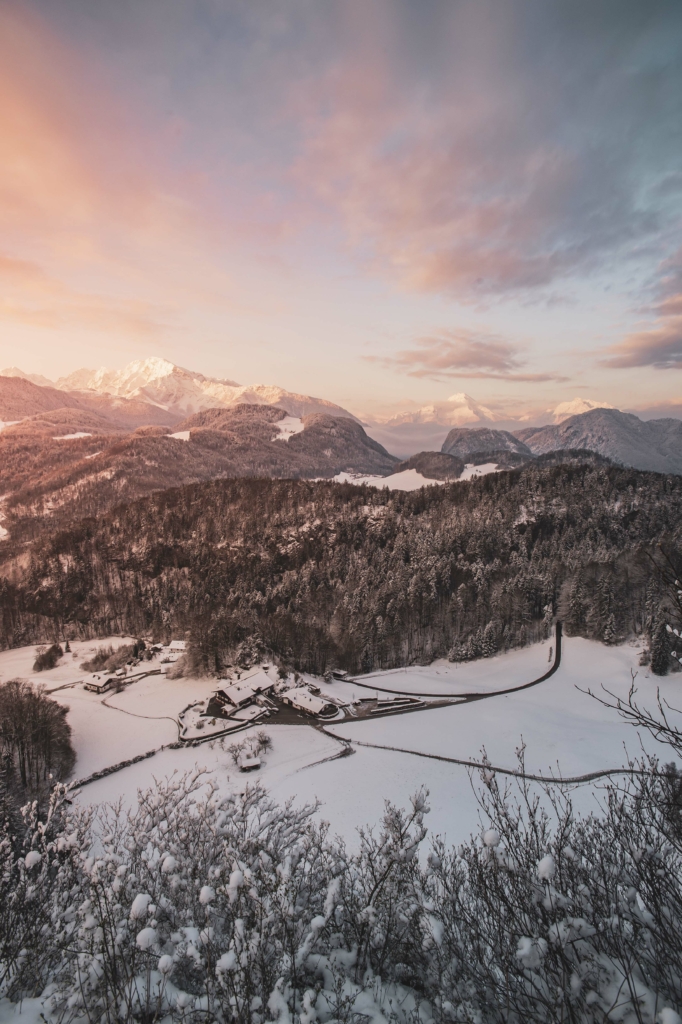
[0,630,668,847]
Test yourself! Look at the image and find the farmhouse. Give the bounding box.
[215,670,275,710]
[169,640,187,652]
[83,675,114,694]
[280,686,337,717]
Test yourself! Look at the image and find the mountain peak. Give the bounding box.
[380,392,494,428]
[44,357,359,422]
[1,367,55,388]
[552,398,614,423]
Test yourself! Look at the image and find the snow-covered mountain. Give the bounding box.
[441,427,532,459]
[517,408,682,474]
[551,398,614,423]
[378,392,494,427]
[54,357,360,421]
[363,393,496,457]
[0,366,55,388]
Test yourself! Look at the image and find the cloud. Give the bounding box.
[0,254,165,337]
[0,4,258,345]
[602,319,682,370]
[292,0,682,302]
[602,249,682,369]
[371,330,564,382]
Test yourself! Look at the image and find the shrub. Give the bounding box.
[32,644,63,672]
[79,644,114,671]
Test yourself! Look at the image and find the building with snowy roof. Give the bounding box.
[215,671,274,709]
[280,687,337,717]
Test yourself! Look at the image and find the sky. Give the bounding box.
[0,0,681,425]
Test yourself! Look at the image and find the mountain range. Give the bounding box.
[2,359,359,422]
[1,359,682,541]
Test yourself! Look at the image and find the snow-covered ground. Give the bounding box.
[53,432,93,440]
[332,464,501,490]
[274,415,305,440]
[0,635,678,848]
[332,469,437,491]
[168,430,191,440]
[458,462,499,480]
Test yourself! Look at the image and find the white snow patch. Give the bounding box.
[274,416,304,441]
[552,397,614,423]
[0,420,21,432]
[459,462,499,480]
[84,450,102,459]
[0,997,45,1024]
[169,430,191,441]
[333,465,500,490]
[333,469,436,491]
[52,432,93,440]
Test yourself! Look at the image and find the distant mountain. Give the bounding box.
[379,392,494,428]
[441,427,532,459]
[363,395,497,460]
[520,408,682,474]
[0,366,55,388]
[54,357,360,422]
[551,398,614,423]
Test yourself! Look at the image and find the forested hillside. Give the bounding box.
[1,464,681,674]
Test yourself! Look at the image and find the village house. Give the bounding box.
[83,674,115,694]
[280,686,337,717]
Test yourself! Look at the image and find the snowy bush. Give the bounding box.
[2,722,682,1021]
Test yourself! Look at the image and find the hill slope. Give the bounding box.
[2,465,680,675]
[441,427,532,459]
[0,376,179,429]
[0,405,398,542]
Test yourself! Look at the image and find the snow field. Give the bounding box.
[274,415,305,440]
[458,462,499,480]
[71,725,341,812]
[332,469,438,491]
[0,635,678,846]
[332,464,501,490]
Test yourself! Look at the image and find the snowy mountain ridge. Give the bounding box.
[49,357,360,421]
[374,392,494,427]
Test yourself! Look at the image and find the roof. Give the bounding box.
[218,671,273,706]
[169,640,187,651]
[220,681,257,706]
[281,687,333,715]
[242,670,274,693]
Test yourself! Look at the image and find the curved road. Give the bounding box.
[342,622,562,704]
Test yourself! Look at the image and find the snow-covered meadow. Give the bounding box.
[1,634,677,847]
[332,461,500,491]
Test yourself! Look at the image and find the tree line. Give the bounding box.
[1,464,681,675]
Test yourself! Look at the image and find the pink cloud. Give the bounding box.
[369,329,566,382]
[602,249,682,370]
